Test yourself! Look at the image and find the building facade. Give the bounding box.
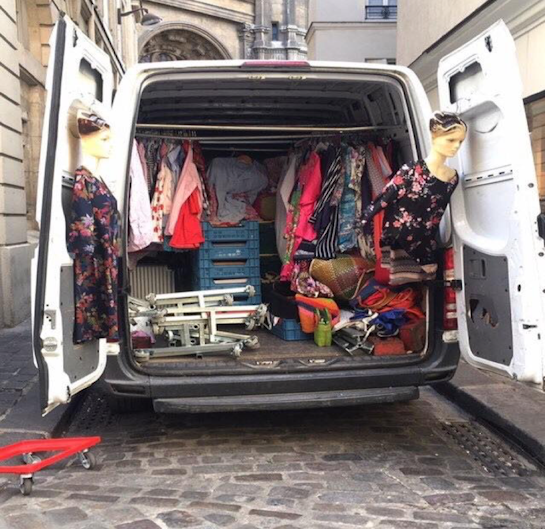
[396,0,545,202]
[0,0,138,328]
[139,0,309,62]
[306,0,397,63]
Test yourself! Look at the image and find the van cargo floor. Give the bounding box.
[138,328,347,365]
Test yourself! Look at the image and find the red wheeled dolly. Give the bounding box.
[0,436,101,495]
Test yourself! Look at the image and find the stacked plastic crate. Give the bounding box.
[192,222,262,304]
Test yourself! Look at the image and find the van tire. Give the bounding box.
[108,396,152,414]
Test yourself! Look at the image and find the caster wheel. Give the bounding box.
[78,450,97,470]
[22,453,41,465]
[19,477,33,496]
[245,337,260,350]
[245,319,256,331]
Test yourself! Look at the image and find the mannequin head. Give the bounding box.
[77,114,113,160]
[429,111,467,159]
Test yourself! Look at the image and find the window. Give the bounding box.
[79,58,104,102]
[366,0,397,20]
[366,58,396,65]
[271,22,280,42]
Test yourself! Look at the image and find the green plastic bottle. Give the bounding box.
[314,308,332,347]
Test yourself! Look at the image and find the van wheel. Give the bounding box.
[108,397,152,414]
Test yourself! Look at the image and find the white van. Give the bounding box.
[32,17,545,415]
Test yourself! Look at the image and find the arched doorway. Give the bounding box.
[139,24,231,62]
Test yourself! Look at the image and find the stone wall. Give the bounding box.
[0,0,139,328]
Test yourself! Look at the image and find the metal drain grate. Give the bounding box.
[439,421,538,477]
[69,391,114,433]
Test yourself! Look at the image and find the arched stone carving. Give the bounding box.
[139,23,232,62]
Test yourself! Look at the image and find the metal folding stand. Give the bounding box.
[0,436,101,495]
[129,285,268,360]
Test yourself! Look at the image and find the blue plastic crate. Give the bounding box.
[194,261,260,280]
[202,221,259,242]
[270,318,312,341]
[192,275,261,291]
[195,240,260,261]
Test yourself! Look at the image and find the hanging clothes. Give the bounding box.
[206,157,268,224]
[136,141,151,194]
[128,140,153,253]
[67,166,120,344]
[362,159,458,280]
[310,145,343,260]
[294,151,323,243]
[338,145,361,252]
[150,147,174,244]
[275,154,297,258]
[165,143,203,237]
[169,187,204,249]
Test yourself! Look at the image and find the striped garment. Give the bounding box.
[310,147,343,259]
[381,246,437,285]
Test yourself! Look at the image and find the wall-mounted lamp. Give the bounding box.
[117,6,162,26]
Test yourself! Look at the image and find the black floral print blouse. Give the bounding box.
[67,167,120,344]
[361,160,458,265]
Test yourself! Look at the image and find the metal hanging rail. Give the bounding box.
[136,123,396,133]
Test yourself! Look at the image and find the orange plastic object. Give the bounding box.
[0,436,101,474]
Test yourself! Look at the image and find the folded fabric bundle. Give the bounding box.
[369,309,407,337]
[351,278,425,321]
[310,254,374,300]
[295,294,340,333]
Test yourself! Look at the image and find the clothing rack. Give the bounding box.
[136,123,397,133]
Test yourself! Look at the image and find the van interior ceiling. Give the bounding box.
[127,70,431,375]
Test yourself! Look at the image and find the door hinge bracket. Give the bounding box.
[429,279,463,291]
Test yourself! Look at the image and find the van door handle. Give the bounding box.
[538,214,545,242]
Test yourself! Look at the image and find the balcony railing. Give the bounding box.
[365,5,397,20]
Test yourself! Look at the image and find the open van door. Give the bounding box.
[438,20,545,385]
[31,16,115,414]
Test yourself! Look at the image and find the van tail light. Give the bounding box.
[443,247,458,331]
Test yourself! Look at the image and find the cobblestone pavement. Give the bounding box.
[0,320,36,420]
[2,388,545,528]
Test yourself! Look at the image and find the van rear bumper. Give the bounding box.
[153,386,419,413]
[95,332,460,411]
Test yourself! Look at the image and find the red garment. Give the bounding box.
[169,188,204,249]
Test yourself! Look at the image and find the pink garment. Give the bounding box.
[280,152,322,281]
[128,140,153,252]
[150,158,174,243]
[165,145,203,236]
[294,152,322,242]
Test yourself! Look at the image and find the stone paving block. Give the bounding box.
[423,492,476,506]
[248,509,301,520]
[204,513,236,526]
[478,490,529,503]
[234,473,283,482]
[116,521,163,529]
[44,506,88,525]
[157,509,203,528]
[189,500,242,512]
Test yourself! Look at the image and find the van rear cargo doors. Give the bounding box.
[31,17,114,414]
[438,20,545,385]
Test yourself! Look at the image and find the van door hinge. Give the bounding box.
[431,279,463,291]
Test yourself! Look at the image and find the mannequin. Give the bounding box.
[361,111,467,285]
[67,111,120,343]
